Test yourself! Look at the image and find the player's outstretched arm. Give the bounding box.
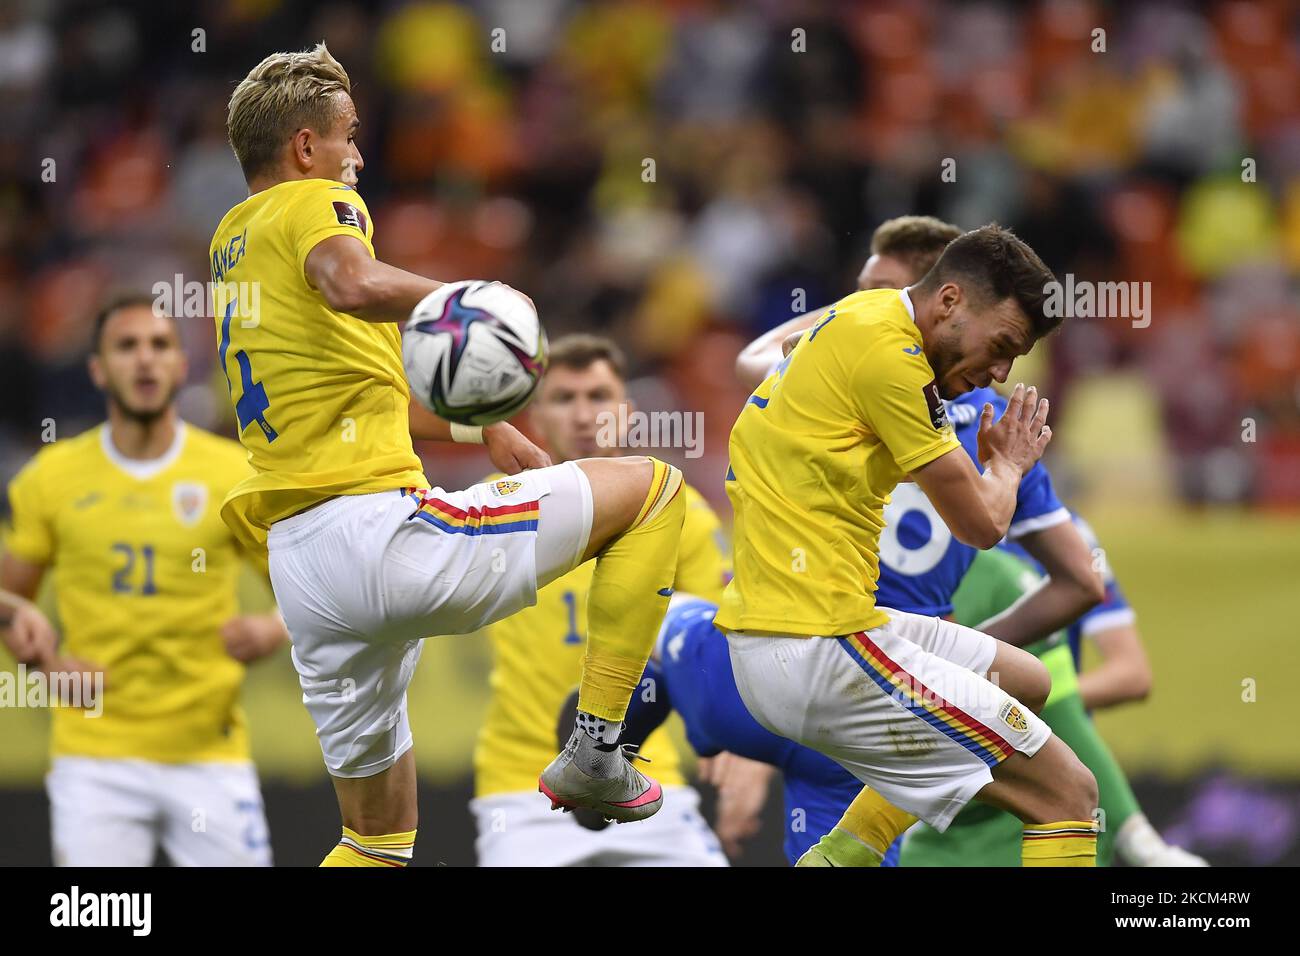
[305,234,443,324]
[1078,623,1153,709]
[912,384,1051,549]
[734,311,822,391]
[408,401,550,471]
[978,521,1106,647]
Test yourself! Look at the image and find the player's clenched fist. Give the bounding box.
[221,613,289,664]
[1,596,59,665]
[484,421,552,473]
[977,383,1052,475]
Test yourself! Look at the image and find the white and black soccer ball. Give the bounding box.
[402,280,548,426]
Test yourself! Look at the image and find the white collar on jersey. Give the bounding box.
[100,421,187,481]
[899,287,917,323]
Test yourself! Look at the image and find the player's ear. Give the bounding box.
[292,128,313,171]
[87,352,106,389]
[938,282,962,321]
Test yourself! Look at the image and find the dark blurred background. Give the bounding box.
[1,0,1298,865]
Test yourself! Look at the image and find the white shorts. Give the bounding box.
[268,462,593,778]
[726,608,1051,831]
[46,757,272,867]
[471,786,728,867]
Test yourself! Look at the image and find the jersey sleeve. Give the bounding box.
[1007,461,1070,539]
[289,181,376,281]
[849,327,961,473]
[4,457,54,565]
[673,487,730,603]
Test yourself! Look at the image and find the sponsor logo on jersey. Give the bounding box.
[171,481,208,527]
[999,701,1029,732]
[922,379,951,431]
[332,201,368,235]
[491,479,522,497]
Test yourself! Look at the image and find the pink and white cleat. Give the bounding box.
[538,726,663,824]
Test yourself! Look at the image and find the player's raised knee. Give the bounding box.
[578,456,684,556]
[634,457,685,530]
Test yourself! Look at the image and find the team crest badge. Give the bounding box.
[999,701,1029,732]
[491,479,522,497]
[172,482,208,527]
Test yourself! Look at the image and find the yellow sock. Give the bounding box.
[803,787,917,866]
[579,458,685,720]
[320,827,417,867]
[1022,821,1098,866]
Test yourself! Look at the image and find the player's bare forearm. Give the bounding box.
[305,234,443,323]
[1078,625,1152,709]
[913,450,1018,549]
[408,403,551,472]
[978,578,1085,648]
[408,401,455,441]
[979,520,1104,646]
[735,312,820,390]
[974,456,1022,541]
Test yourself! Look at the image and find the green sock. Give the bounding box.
[815,827,885,867]
[1037,647,1141,869]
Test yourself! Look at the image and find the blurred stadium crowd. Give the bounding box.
[0,0,1297,506]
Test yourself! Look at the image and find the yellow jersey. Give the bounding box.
[4,423,259,762]
[474,482,730,797]
[208,177,427,549]
[715,289,962,637]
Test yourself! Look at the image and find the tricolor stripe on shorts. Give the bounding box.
[407,491,540,535]
[837,631,1014,768]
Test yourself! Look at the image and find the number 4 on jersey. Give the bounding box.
[218,300,278,442]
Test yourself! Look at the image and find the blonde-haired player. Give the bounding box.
[213,44,687,866]
[0,295,287,866]
[472,335,728,866]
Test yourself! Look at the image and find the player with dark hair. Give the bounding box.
[1,296,287,866]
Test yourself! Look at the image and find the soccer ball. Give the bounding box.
[402,280,548,426]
